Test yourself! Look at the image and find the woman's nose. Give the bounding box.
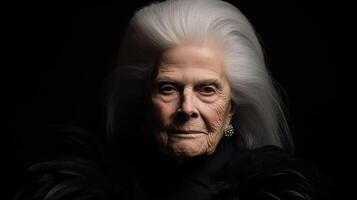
[180,89,199,119]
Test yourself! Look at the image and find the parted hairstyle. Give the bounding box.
[106,0,293,152]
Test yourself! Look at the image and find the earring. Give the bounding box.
[224,124,235,137]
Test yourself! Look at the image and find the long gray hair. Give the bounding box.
[106,0,293,152]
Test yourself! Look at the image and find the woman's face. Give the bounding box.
[150,43,233,158]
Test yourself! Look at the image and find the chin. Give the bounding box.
[171,146,203,157]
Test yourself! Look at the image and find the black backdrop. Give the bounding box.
[5,0,341,199]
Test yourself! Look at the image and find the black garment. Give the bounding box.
[15,126,332,200]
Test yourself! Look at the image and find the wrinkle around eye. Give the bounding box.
[198,86,217,96]
[158,84,179,96]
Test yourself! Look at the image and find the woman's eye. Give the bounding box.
[199,86,216,96]
[158,84,177,95]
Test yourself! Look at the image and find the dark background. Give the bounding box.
[5,0,341,199]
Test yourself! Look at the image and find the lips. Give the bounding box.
[167,127,206,135]
[167,130,205,139]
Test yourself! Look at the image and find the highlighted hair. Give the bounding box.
[107,0,293,151]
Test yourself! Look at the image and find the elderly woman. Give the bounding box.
[15,0,329,200]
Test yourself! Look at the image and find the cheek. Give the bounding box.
[151,97,177,125]
[201,98,231,132]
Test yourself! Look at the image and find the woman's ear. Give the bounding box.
[228,100,235,119]
[225,100,235,128]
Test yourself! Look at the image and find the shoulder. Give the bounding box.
[14,125,118,200]
[220,145,332,200]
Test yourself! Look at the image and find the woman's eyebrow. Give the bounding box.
[154,76,176,82]
[155,77,180,84]
[195,79,222,89]
[154,77,222,89]
[154,78,185,88]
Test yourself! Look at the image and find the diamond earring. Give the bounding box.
[224,124,235,137]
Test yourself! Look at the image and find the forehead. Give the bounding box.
[157,44,226,78]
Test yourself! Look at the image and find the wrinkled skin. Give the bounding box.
[150,43,233,158]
